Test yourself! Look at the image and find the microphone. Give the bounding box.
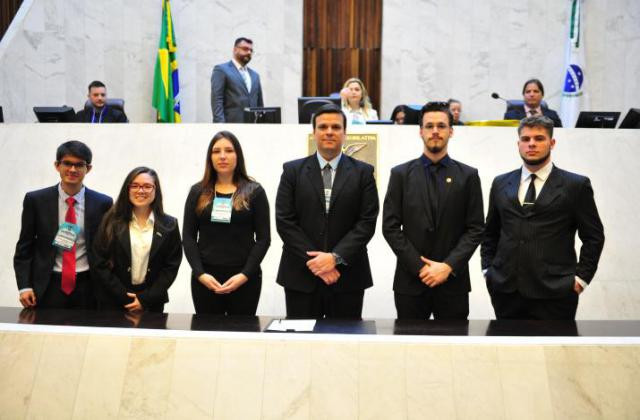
[491,92,507,103]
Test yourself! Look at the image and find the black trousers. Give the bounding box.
[39,271,96,310]
[98,281,165,313]
[394,290,469,320]
[489,289,579,320]
[191,265,261,316]
[284,285,364,319]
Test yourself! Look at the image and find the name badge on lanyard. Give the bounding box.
[211,196,233,223]
[52,222,80,250]
[324,188,332,213]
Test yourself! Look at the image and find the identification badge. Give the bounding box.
[52,222,80,250]
[211,197,233,223]
[324,188,332,213]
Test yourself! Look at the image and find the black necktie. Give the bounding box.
[428,164,440,218]
[523,174,537,207]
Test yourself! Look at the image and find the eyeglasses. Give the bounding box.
[129,183,155,193]
[58,160,89,169]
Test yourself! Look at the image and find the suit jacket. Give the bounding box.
[275,154,379,293]
[481,165,605,299]
[211,60,264,123]
[75,106,128,123]
[504,105,563,127]
[13,185,113,300]
[383,157,485,296]
[92,214,183,310]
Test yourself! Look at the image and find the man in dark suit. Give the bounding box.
[504,78,562,127]
[211,37,264,123]
[275,104,379,318]
[383,102,485,319]
[14,141,113,310]
[75,81,128,123]
[481,116,605,320]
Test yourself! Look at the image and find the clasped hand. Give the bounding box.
[198,273,249,294]
[419,257,452,287]
[306,251,340,285]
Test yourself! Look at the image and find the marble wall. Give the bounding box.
[1,123,639,320]
[381,0,640,122]
[2,329,639,419]
[2,1,638,124]
[0,0,303,123]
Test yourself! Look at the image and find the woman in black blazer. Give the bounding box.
[183,130,270,315]
[93,167,182,312]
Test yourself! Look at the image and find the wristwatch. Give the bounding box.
[331,252,345,265]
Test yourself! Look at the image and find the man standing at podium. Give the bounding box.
[211,37,264,123]
[383,101,485,320]
[481,116,605,319]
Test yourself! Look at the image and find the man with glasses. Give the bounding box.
[14,141,113,309]
[211,37,264,123]
[383,102,485,319]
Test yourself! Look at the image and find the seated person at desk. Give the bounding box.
[448,98,464,126]
[391,105,406,124]
[93,167,182,312]
[504,78,562,127]
[75,80,128,123]
[340,77,379,125]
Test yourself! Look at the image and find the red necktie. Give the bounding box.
[61,196,76,295]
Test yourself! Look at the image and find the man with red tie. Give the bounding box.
[14,141,112,309]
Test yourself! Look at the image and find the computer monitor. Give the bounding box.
[243,107,281,124]
[618,108,640,129]
[297,96,341,124]
[33,106,76,123]
[575,111,620,128]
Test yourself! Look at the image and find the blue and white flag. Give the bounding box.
[560,0,588,128]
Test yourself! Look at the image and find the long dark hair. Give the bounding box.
[196,130,257,214]
[96,167,165,256]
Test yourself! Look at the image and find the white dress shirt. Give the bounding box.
[129,212,155,285]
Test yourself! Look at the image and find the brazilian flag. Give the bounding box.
[152,0,181,122]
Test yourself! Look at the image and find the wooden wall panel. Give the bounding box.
[303,0,382,113]
[0,0,23,41]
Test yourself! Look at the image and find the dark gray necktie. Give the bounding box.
[322,163,332,189]
[523,174,537,207]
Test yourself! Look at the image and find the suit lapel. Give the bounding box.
[229,61,249,95]
[435,164,454,227]
[46,185,60,235]
[149,217,166,262]
[117,224,132,263]
[329,156,352,210]
[502,170,522,212]
[304,156,326,211]
[408,160,434,227]
[532,165,563,211]
[84,188,96,244]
